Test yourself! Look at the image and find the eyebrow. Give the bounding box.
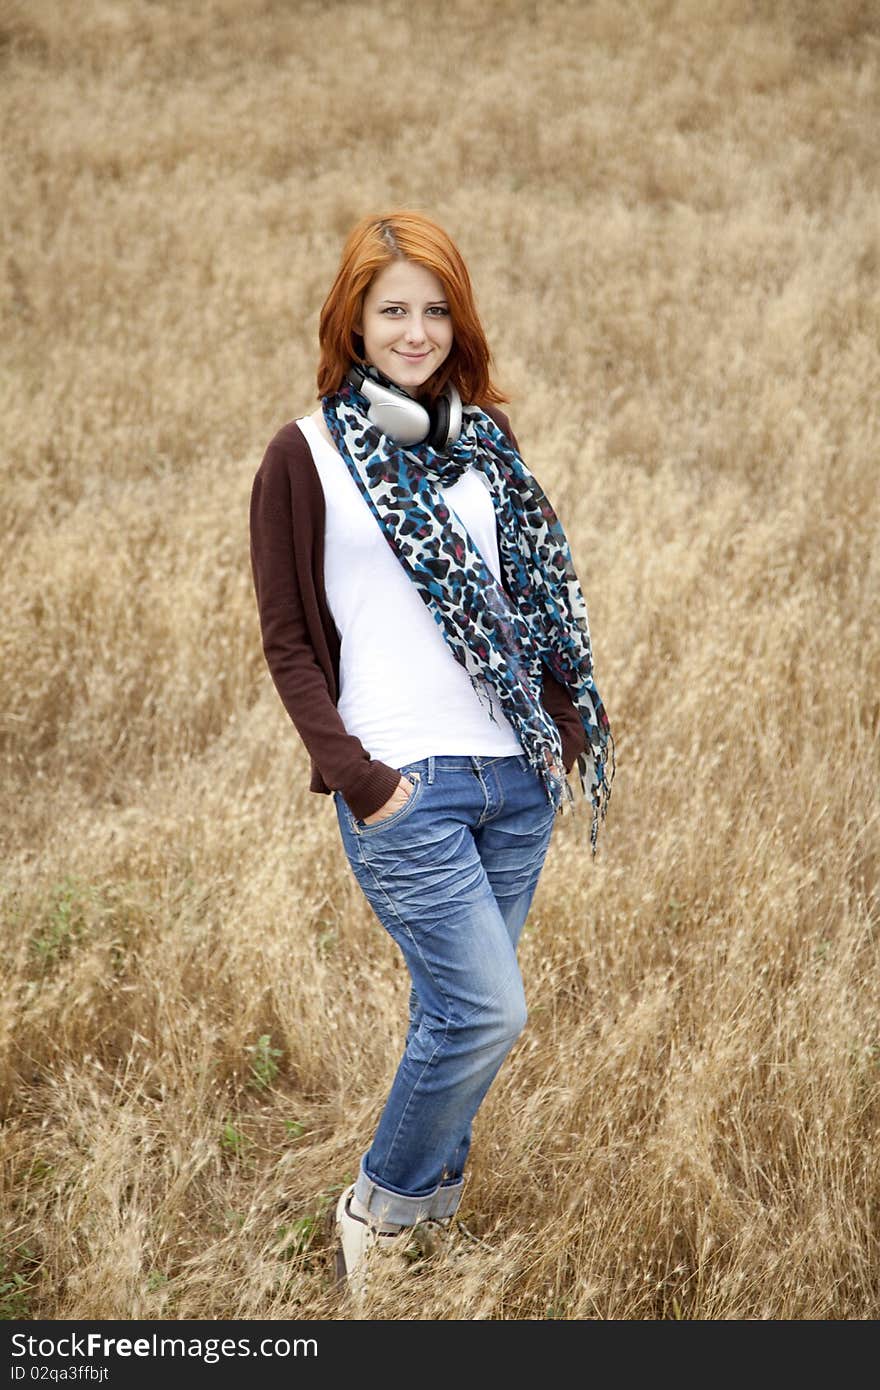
[378,298,449,306]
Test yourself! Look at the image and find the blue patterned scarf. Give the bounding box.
[323,381,614,851]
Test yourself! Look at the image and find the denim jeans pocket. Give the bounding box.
[348,770,424,835]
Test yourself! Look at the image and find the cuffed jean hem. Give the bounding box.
[354,1158,465,1226]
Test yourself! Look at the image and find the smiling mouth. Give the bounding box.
[395,350,430,360]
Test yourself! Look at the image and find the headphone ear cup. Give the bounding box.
[351,365,431,446]
[426,393,451,452]
[445,385,462,447]
[346,366,462,450]
[426,386,462,451]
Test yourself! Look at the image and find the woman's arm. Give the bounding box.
[249,432,402,821]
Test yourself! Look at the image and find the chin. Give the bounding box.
[386,356,436,390]
[398,372,433,393]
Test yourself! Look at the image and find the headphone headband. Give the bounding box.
[347,364,462,451]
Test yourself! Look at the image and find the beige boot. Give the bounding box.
[333,1184,410,1305]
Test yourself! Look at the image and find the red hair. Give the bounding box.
[316,210,507,407]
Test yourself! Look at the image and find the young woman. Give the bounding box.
[249,210,613,1297]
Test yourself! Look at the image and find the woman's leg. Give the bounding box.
[435,757,558,1192]
[334,753,556,1227]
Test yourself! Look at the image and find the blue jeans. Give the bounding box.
[333,752,557,1227]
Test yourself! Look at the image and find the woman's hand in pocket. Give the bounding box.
[362,775,415,825]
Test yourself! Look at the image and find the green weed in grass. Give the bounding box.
[246,1034,282,1091]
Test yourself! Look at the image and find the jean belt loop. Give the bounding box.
[427,755,435,785]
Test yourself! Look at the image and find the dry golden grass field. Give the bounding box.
[1,0,879,1323]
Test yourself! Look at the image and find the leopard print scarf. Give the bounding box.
[323,381,614,851]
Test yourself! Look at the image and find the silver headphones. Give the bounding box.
[347,363,462,450]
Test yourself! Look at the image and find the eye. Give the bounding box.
[427,305,450,316]
[380,306,405,316]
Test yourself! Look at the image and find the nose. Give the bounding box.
[403,315,428,345]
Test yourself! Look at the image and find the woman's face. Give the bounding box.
[358,259,453,395]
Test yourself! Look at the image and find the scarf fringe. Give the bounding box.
[540,731,615,854]
[469,672,499,724]
[575,729,616,855]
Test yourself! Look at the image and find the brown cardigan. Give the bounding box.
[248,406,587,821]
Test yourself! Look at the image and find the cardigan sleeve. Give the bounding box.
[249,435,402,820]
[485,406,588,776]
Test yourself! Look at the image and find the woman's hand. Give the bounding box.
[362,775,415,825]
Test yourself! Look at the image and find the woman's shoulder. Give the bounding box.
[480,404,519,452]
[255,413,323,481]
[482,404,511,432]
[250,414,328,529]
[260,415,309,460]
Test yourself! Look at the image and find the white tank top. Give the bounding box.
[298,415,524,769]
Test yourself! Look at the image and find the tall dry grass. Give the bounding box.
[1,0,878,1320]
